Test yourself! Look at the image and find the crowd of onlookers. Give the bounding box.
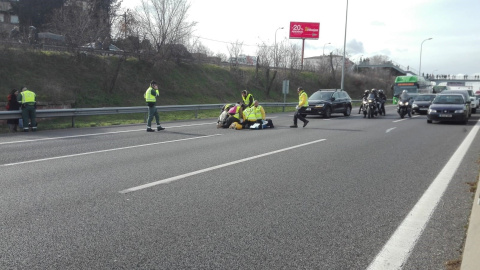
[424,73,479,80]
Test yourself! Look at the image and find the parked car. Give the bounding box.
[411,94,436,114]
[302,89,352,118]
[427,94,468,124]
[438,90,472,117]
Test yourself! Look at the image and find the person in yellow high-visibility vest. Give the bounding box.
[242,105,257,128]
[222,103,244,128]
[242,100,263,128]
[144,80,165,132]
[241,90,254,108]
[290,87,309,128]
[17,86,37,132]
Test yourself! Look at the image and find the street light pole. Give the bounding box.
[323,42,331,56]
[419,37,432,77]
[274,27,284,68]
[340,0,348,91]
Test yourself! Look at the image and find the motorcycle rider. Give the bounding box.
[399,90,412,117]
[378,89,387,115]
[358,89,370,114]
[371,88,381,115]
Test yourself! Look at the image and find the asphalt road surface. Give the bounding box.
[1,106,479,270]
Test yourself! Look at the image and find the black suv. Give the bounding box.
[302,89,352,118]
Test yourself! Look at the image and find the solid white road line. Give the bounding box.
[0,134,222,167]
[367,120,480,270]
[119,139,327,194]
[0,122,216,146]
[386,127,396,133]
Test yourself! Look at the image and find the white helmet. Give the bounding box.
[402,90,408,93]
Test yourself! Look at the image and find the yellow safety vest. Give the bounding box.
[243,107,257,121]
[21,90,36,103]
[299,91,309,107]
[254,105,264,119]
[145,87,159,102]
[233,106,242,120]
[242,93,254,107]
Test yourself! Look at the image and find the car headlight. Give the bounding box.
[412,104,418,108]
[428,109,437,114]
[454,110,464,113]
[315,104,324,108]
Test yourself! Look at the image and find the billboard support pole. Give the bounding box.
[301,38,305,70]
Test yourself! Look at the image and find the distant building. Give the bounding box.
[0,0,19,34]
[192,53,221,64]
[303,55,354,72]
[228,54,257,66]
[64,0,89,11]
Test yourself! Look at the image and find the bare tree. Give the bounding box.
[369,55,391,65]
[190,41,212,56]
[136,0,196,59]
[227,40,243,69]
[215,52,227,62]
[285,43,302,71]
[48,0,121,49]
[112,9,154,54]
[255,42,277,96]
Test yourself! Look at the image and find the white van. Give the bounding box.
[446,86,478,113]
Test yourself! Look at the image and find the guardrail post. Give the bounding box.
[195,108,198,119]
[71,116,75,127]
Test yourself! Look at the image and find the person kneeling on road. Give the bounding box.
[222,103,244,128]
[243,100,274,129]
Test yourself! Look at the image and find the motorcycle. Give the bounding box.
[361,97,368,118]
[365,93,379,119]
[397,97,412,118]
[378,98,386,115]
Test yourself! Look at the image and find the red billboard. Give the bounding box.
[289,22,320,39]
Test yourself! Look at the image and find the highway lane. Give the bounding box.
[0,107,478,269]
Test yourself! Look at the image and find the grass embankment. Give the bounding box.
[0,46,392,133]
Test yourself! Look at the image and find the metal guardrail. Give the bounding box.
[0,103,298,127]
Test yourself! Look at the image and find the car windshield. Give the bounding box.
[415,95,435,101]
[309,92,333,100]
[433,95,464,104]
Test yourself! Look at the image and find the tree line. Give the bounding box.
[2,0,396,98]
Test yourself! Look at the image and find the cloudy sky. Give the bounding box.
[123,0,480,76]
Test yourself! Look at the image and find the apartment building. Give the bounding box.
[0,0,19,34]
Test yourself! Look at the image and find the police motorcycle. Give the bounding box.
[397,93,412,119]
[360,96,369,117]
[365,93,380,119]
[378,90,387,115]
[359,90,370,116]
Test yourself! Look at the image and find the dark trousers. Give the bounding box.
[294,107,307,125]
[222,116,240,128]
[22,105,36,130]
[147,105,160,127]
